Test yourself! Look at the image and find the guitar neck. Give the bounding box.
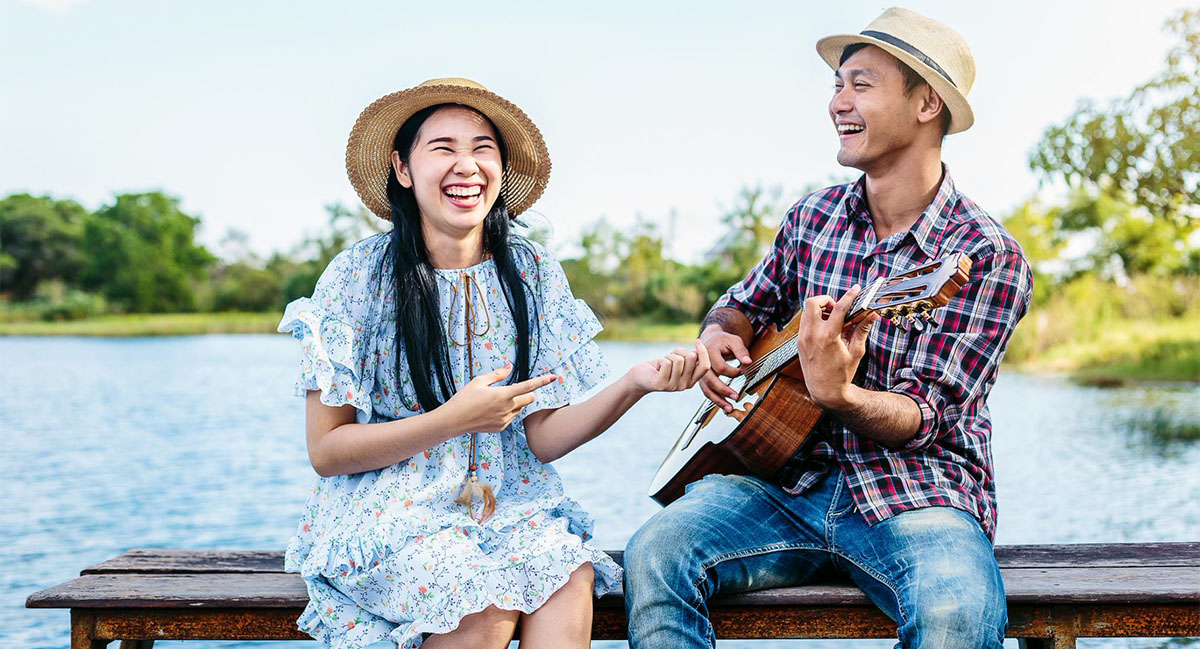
[739,276,884,388]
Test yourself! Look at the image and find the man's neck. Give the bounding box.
[861,150,944,241]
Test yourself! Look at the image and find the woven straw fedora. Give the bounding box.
[346,78,551,220]
[816,7,976,134]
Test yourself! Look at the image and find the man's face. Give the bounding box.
[829,45,924,171]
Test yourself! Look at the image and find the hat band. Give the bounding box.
[860,30,957,88]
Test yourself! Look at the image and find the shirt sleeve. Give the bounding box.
[710,205,801,336]
[890,249,1034,451]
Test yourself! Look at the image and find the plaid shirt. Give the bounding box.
[712,167,1032,541]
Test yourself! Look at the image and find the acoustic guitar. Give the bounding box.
[648,253,972,506]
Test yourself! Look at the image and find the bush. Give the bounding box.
[1006,273,1200,366]
[0,280,110,322]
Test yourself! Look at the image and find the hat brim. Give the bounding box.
[816,34,974,134]
[346,84,551,220]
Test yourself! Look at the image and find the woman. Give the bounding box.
[279,78,708,649]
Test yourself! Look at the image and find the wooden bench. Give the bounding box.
[27,543,1200,649]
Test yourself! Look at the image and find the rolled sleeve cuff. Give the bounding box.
[709,294,769,336]
[892,381,939,451]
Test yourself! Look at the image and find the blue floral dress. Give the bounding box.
[278,233,621,649]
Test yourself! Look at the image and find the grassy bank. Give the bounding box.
[1003,275,1199,384]
[2,309,1195,385]
[1008,316,1199,384]
[0,312,700,342]
[595,319,700,343]
[0,312,282,336]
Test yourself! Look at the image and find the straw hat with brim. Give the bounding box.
[816,7,976,134]
[346,78,551,220]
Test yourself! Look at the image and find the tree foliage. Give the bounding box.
[564,186,788,323]
[0,194,90,300]
[78,193,215,312]
[1029,9,1198,275]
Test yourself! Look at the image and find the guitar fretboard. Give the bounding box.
[742,336,797,386]
[739,276,884,390]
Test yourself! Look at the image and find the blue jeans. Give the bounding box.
[624,470,1006,649]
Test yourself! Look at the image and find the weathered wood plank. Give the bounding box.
[31,574,309,608]
[74,603,1200,641]
[30,565,1200,610]
[83,550,283,575]
[79,543,1200,576]
[995,542,1200,568]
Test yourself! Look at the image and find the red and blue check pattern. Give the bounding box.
[712,167,1033,541]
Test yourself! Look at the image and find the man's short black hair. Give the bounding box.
[840,43,952,136]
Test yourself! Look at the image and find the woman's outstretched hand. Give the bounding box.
[440,364,558,434]
[627,340,711,395]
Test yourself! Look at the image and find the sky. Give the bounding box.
[1,0,1193,262]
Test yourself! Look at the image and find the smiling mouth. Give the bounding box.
[443,185,483,206]
[837,124,865,137]
[444,185,482,198]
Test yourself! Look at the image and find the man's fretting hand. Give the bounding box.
[796,284,879,411]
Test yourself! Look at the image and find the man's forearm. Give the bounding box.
[701,307,754,345]
[823,385,922,448]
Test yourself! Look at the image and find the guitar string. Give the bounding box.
[699,264,947,413]
[715,277,882,400]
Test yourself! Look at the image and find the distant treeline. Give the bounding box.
[0,185,786,324]
[0,194,385,321]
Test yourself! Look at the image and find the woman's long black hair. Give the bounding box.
[386,104,539,411]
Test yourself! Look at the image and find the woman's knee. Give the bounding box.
[426,605,518,649]
[556,562,594,599]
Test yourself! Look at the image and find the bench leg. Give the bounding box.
[119,642,154,649]
[71,610,109,649]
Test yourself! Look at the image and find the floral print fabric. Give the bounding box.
[278,233,620,648]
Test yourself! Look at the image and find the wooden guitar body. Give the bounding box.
[648,312,823,505]
[647,253,972,506]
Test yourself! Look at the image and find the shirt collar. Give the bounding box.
[841,164,958,258]
[908,165,956,258]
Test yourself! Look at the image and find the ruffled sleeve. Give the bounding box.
[278,234,390,419]
[520,243,610,418]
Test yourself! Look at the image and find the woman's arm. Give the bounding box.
[523,341,709,463]
[306,365,557,477]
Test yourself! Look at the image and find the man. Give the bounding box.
[624,8,1033,649]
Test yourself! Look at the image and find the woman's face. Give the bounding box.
[392,106,504,242]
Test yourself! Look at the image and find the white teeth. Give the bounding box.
[837,124,864,133]
[444,186,482,198]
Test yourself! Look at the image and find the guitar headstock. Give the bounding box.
[849,253,972,326]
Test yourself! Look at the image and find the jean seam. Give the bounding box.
[826,545,909,626]
[687,541,908,628]
[691,542,826,596]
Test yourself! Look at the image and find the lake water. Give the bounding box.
[2,336,1197,648]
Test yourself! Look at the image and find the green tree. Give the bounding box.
[0,194,89,300]
[276,202,391,305]
[211,263,283,312]
[1003,199,1069,270]
[1029,9,1198,275]
[710,185,785,271]
[79,192,215,312]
